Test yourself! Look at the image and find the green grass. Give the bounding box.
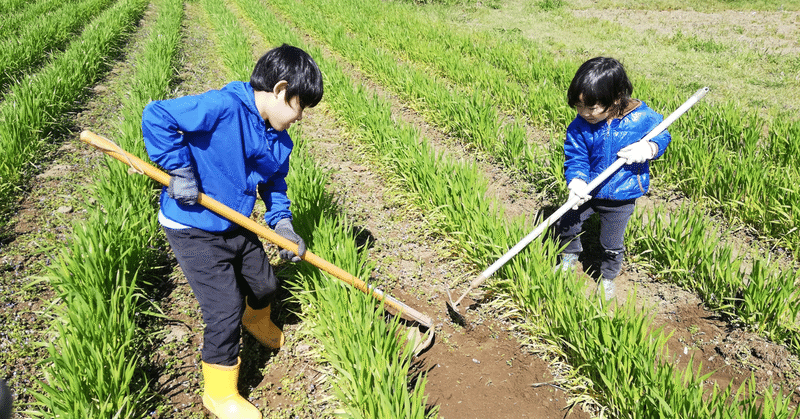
[257,0,800,256]
[0,0,146,231]
[445,0,800,116]
[0,0,115,91]
[260,0,800,415]
[31,0,183,415]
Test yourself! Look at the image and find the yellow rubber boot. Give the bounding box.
[201,358,262,419]
[242,303,284,349]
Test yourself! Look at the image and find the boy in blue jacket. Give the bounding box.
[142,44,323,419]
[557,57,670,298]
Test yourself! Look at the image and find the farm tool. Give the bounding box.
[80,130,435,356]
[447,87,710,326]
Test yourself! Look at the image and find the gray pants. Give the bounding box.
[557,198,636,280]
[163,226,278,365]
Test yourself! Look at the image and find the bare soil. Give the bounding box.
[1,1,799,419]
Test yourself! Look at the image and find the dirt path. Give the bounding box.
[299,102,592,418]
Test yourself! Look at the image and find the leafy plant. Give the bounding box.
[31,0,183,415]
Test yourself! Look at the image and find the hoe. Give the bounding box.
[81,130,435,356]
[447,87,709,327]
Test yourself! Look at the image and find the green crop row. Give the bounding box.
[270,0,800,258]
[627,204,800,352]
[31,0,183,416]
[0,0,145,232]
[0,0,116,92]
[263,0,561,195]
[309,34,798,418]
[264,0,800,357]
[259,1,799,417]
[198,0,433,416]
[0,0,81,40]
[286,135,433,418]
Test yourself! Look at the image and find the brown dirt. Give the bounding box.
[1,1,799,419]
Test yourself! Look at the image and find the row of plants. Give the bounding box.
[0,0,80,41]
[627,204,800,353]
[0,0,116,91]
[258,1,800,417]
[203,0,435,416]
[31,0,183,416]
[309,31,798,418]
[262,0,800,360]
[264,0,562,192]
[0,0,143,232]
[287,135,433,419]
[274,0,800,258]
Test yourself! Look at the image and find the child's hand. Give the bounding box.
[567,178,591,210]
[618,141,657,164]
[275,218,306,262]
[167,166,199,206]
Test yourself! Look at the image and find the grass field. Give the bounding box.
[0,0,798,418]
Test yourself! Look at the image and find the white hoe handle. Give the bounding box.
[470,87,709,290]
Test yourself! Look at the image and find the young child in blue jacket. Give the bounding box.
[142,44,323,419]
[557,57,670,298]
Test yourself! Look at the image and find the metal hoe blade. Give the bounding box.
[404,324,435,357]
[445,288,468,327]
[445,271,489,327]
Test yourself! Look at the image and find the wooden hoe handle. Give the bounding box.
[79,130,434,328]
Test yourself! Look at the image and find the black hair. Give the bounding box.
[250,44,324,108]
[567,57,632,117]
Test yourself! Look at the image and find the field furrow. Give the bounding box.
[0,0,798,418]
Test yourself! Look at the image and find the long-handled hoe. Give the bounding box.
[80,130,435,356]
[447,87,710,326]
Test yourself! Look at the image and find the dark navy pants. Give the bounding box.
[163,226,278,366]
[557,198,636,280]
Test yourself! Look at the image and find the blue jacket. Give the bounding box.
[564,101,670,200]
[142,81,293,232]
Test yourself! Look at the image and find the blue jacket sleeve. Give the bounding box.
[563,121,591,184]
[142,94,225,170]
[636,105,670,159]
[260,176,291,228]
[650,129,671,159]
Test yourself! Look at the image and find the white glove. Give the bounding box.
[617,141,657,164]
[567,178,591,210]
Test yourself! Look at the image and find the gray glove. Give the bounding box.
[167,166,199,206]
[274,218,306,262]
